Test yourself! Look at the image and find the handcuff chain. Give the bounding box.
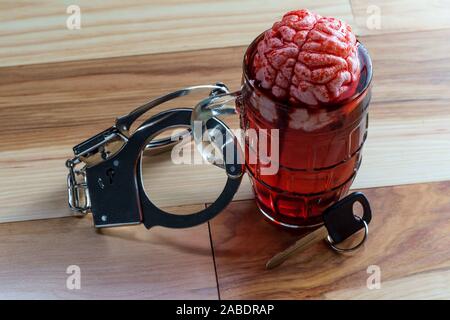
[66,158,90,215]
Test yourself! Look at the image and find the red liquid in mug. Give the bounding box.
[237,41,372,228]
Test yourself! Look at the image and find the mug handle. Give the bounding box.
[191,90,243,169]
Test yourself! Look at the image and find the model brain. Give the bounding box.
[252,9,360,106]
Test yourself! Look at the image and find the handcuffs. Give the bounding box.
[66,82,371,253]
[66,83,243,229]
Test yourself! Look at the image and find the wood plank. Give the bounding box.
[325,269,450,299]
[0,0,354,67]
[0,204,218,299]
[1,29,450,222]
[209,181,450,299]
[354,29,450,188]
[350,0,450,35]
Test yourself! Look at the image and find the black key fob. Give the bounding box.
[323,192,372,245]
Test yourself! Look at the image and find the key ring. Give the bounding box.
[325,216,368,253]
[323,192,371,253]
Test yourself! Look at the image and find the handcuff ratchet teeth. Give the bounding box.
[66,83,244,229]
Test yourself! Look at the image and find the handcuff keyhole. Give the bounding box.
[106,168,115,184]
[101,148,110,160]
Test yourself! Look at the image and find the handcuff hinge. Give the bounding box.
[66,158,90,215]
[66,126,129,215]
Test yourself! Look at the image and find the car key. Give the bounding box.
[266,192,372,270]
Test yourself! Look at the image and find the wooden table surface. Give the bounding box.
[1,0,450,299]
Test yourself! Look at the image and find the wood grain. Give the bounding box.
[354,28,450,188]
[350,0,450,35]
[325,269,450,299]
[2,29,450,222]
[209,181,450,299]
[0,204,218,299]
[0,0,354,67]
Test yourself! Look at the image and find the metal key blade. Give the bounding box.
[266,226,328,270]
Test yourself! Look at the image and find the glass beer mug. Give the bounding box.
[193,33,373,228]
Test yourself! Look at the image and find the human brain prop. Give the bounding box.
[252,9,360,106]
